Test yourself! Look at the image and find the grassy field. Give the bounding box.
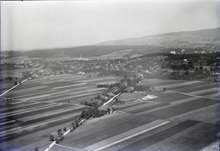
[0,74,120,150]
[144,122,217,151]
[109,120,200,151]
[1,77,219,151]
[59,79,219,151]
[61,112,153,149]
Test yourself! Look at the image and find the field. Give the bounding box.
[0,74,121,150]
[0,76,219,151]
[56,79,218,151]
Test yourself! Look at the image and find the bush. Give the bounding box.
[49,134,54,141]
[80,107,107,120]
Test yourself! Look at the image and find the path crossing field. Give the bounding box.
[0,76,219,151]
[0,75,118,145]
[57,79,219,151]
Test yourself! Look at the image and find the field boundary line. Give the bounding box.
[0,103,62,119]
[155,81,201,89]
[175,91,219,101]
[52,83,87,89]
[84,120,170,151]
[169,103,218,121]
[205,92,220,98]
[54,144,85,151]
[137,97,197,115]
[141,122,203,151]
[188,87,219,95]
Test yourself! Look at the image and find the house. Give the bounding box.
[170,51,176,54]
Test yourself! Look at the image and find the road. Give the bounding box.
[2,78,218,151]
[44,93,120,151]
[0,78,28,97]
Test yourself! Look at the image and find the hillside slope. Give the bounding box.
[97,27,220,49]
[2,27,219,58]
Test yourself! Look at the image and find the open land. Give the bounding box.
[0,74,121,151]
[0,76,219,151]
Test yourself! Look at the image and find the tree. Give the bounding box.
[71,122,76,130]
[75,120,79,127]
[59,135,64,141]
[49,134,54,141]
[107,108,111,114]
[188,60,194,69]
[184,70,189,76]
[55,138,60,144]
[78,118,83,125]
[199,66,203,71]
[57,129,63,138]
[96,95,101,100]
[163,87,167,91]
[80,110,87,119]
[57,129,62,133]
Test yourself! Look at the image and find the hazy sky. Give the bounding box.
[1,0,220,51]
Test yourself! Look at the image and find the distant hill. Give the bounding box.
[97,27,220,49]
[97,28,220,50]
[2,27,219,59]
[1,45,165,59]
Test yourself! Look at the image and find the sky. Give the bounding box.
[1,0,220,51]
